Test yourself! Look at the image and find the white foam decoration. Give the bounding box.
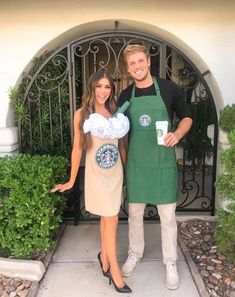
[83,113,130,139]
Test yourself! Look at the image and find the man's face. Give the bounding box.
[126,51,150,82]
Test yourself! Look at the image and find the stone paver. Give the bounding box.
[36,223,200,297]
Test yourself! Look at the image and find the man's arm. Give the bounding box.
[119,135,128,167]
[164,117,193,147]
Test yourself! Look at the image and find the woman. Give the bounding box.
[51,69,131,293]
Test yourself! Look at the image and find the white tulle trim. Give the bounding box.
[83,113,130,139]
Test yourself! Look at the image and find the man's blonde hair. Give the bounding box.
[123,44,149,64]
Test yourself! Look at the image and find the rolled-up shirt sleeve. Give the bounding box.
[171,82,192,120]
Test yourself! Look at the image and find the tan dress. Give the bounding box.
[84,135,123,216]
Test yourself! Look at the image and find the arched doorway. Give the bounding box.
[17,31,218,221]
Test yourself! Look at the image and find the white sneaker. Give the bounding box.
[121,251,142,277]
[165,263,179,290]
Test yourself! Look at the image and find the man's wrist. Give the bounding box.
[173,130,181,141]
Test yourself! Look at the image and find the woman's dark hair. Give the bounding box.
[79,69,117,148]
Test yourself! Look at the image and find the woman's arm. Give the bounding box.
[51,109,83,192]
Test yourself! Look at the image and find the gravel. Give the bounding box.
[0,274,32,297]
[178,219,235,297]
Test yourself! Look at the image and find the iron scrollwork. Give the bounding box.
[18,32,217,220]
[73,37,160,80]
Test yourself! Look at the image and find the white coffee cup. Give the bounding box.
[155,121,168,145]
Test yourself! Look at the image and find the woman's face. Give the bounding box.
[94,77,111,106]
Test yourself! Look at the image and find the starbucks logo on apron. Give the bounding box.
[96,143,119,169]
[139,114,151,127]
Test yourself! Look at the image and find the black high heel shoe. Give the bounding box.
[107,269,132,293]
[97,252,109,277]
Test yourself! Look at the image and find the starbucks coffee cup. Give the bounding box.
[155,121,168,145]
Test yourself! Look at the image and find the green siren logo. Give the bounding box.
[96,143,119,169]
[139,114,151,127]
[156,129,164,137]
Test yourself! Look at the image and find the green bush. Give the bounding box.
[0,154,67,259]
[215,105,235,263]
[218,103,235,134]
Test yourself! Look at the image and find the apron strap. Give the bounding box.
[131,77,161,98]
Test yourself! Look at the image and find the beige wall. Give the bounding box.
[0,0,235,128]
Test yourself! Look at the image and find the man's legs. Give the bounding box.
[121,203,146,277]
[157,202,179,289]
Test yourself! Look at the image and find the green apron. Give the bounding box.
[126,78,178,205]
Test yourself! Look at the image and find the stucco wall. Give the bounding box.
[0,0,234,134]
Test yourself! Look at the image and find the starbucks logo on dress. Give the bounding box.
[96,143,119,169]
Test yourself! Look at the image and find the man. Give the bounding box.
[119,44,193,290]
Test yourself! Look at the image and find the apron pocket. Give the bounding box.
[160,167,178,185]
[126,162,136,183]
[159,146,176,167]
[134,166,159,198]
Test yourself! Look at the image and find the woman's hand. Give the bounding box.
[51,181,74,193]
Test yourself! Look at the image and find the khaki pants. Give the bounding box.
[128,202,177,264]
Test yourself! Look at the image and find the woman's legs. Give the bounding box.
[100,217,109,272]
[102,215,124,287]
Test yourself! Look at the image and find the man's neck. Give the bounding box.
[135,73,153,88]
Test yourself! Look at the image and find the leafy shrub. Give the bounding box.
[215,206,235,262]
[0,154,67,259]
[218,103,235,134]
[215,105,235,263]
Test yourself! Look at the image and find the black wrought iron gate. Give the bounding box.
[19,31,218,221]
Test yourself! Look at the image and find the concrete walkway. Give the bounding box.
[36,222,200,297]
